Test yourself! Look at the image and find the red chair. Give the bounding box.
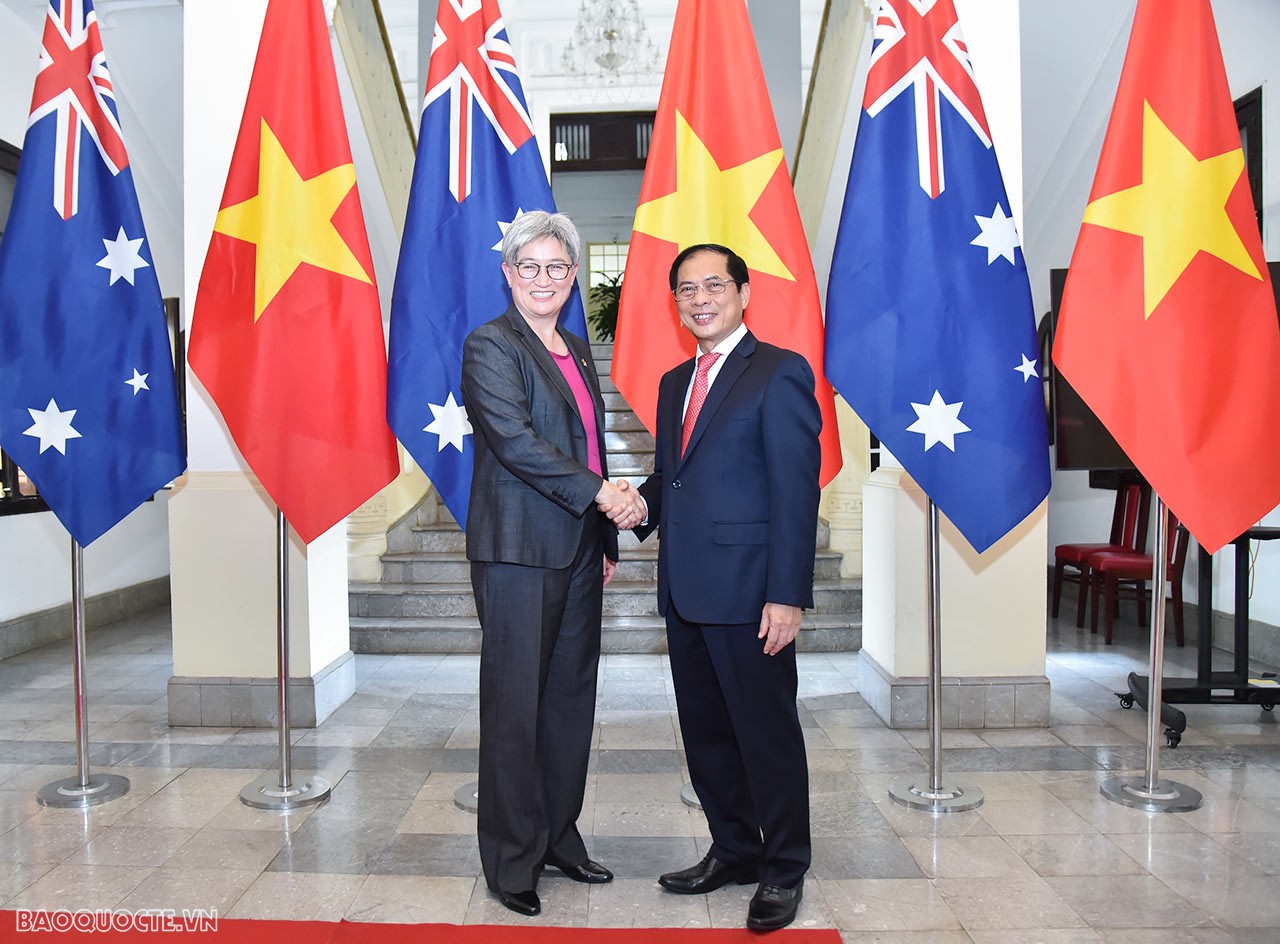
[1051,475,1150,627]
[1087,509,1190,646]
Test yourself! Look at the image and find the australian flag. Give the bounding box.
[825,0,1049,553]
[0,0,185,547]
[388,0,586,529]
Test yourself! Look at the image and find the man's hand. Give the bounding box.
[758,602,802,655]
[596,479,646,529]
[603,556,617,586]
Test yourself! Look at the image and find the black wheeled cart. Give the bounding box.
[1117,527,1280,744]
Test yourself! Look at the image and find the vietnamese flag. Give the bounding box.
[1053,0,1280,554]
[612,0,841,486]
[188,0,399,544]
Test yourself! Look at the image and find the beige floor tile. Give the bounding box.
[69,825,197,867]
[902,835,1038,878]
[935,876,1088,929]
[1107,830,1253,880]
[1198,767,1280,798]
[396,796,478,835]
[0,817,108,865]
[0,862,55,904]
[5,863,153,911]
[900,729,989,749]
[968,931,1104,944]
[202,799,318,833]
[164,768,273,796]
[1156,869,1280,928]
[838,933,974,944]
[586,878,712,927]
[344,874,476,924]
[819,726,914,750]
[1008,833,1147,876]
[944,771,1053,800]
[977,796,1099,836]
[592,801,702,837]
[162,827,288,872]
[1057,795,1200,835]
[228,871,367,921]
[114,789,235,830]
[1208,829,1280,874]
[1094,930,1251,944]
[1046,875,1215,928]
[819,879,962,931]
[593,772,686,803]
[978,728,1070,747]
[293,724,385,748]
[1179,795,1280,834]
[872,798,997,838]
[116,866,261,914]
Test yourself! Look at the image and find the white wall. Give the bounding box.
[1022,0,1280,624]
[0,3,180,624]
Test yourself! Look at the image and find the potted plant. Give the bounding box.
[586,271,623,342]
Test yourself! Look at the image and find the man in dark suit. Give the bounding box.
[630,243,822,932]
[461,211,643,917]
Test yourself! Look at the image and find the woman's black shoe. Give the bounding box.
[497,889,541,916]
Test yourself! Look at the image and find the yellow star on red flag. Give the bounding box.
[213,120,371,322]
[1083,101,1260,318]
[632,111,792,282]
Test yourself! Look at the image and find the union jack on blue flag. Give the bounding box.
[388,0,586,528]
[824,0,1049,553]
[0,0,185,546]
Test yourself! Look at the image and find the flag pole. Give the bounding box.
[888,500,983,813]
[240,510,330,810]
[1100,496,1201,811]
[37,538,130,808]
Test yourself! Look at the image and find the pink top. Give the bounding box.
[550,349,602,476]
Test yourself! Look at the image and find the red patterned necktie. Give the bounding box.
[680,352,720,457]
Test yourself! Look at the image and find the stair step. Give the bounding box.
[350,613,860,655]
[605,430,655,452]
[605,412,649,432]
[352,579,860,620]
[377,548,848,584]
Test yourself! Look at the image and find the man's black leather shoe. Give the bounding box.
[497,889,541,916]
[658,854,758,894]
[746,878,803,931]
[545,857,614,884]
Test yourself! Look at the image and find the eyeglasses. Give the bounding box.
[513,261,573,281]
[673,277,736,301]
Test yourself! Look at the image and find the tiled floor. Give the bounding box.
[1,603,1279,941]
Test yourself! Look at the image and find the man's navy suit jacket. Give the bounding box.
[636,330,821,626]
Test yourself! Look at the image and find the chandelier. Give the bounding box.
[561,0,663,94]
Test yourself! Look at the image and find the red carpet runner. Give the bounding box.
[0,912,844,943]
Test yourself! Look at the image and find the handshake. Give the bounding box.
[596,479,646,530]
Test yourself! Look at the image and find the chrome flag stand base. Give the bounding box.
[1100,497,1201,814]
[38,774,130,809]
[39,539,130,809]
[888,502,983,815]
[1099,775,1201,813]
[889,778,983,814]
[453,781,479,813]
[240,512,330,811]
[240,771,331,810]
[680,782,703,810]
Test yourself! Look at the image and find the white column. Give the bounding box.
[167,0,354,727]
[748,0,802,168]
